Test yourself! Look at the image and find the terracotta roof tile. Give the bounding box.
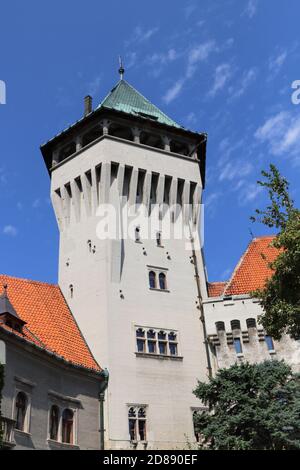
[224,236,279,296]
[207,282,227,297]
[0,275,101,372]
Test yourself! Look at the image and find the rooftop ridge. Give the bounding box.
[98,79,182,129]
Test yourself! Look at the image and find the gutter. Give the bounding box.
[189,233,213,379]
[98,369,109,450]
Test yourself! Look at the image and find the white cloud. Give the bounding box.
[162,40,217,104]
[162,80,184,104]
[242,0,258,19]
[269,50,287,72]
[209,63,232,97]
[87,75,102,96]
[125,52,137,69]
[3,225,18,237]
[229,67,257,99]
[204,191,222,217]
[255,111,300,164]
[238,182,263,206]
[186,40,216,78]
[268,50,287,80]
[219,160,253,182]
[126,26,159,47]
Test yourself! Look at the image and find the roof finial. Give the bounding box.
[3,284,7,295]
[118,56,125,80]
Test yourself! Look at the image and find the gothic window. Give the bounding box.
[265,335,274,351]
[15,391,27,431]
[168,332,178,356]
[158,331,167,355]
[193,410,202,442]
[136,327,179,358]
[128,407,137,441]
[136,328,146,353]
[128,406,147,442]
[62,408,74,444]
[49,405,59,441]
[147,329,156,354]
[149,271,156,289]
[159,272,167,290]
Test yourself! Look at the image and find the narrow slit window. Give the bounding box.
[265,335,274,351]
[234,338,243,355]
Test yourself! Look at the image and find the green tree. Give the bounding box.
[251,164,300,339]
[193,360,300,450]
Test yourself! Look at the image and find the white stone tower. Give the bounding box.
[41,73,210,449]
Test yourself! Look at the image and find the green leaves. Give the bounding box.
[193,361,300,450]
[251,165,300,339]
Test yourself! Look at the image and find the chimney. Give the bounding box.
[84,95,92,117]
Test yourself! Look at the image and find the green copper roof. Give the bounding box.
[98,79,181,129]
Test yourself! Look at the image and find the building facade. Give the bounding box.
[204,236,300,373]
[41,78,209,449]
[1,74,299,451]
[0,276,107,450]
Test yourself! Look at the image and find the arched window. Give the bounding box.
[159,272,167,290]
[62,408,74,444]
[168,332,178,356]
[15,391,27,431]
[138,407,147,441]
[147,329,156,354]
[49,405,59,441]
[136,328,146,353]
[128,407,136,441]
[158,331,167,355]
[149,271,156,289]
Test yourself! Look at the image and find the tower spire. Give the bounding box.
[118,56,125,80]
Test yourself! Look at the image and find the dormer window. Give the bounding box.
[0,285,26,333]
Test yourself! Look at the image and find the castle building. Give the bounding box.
[0,275,107,450]
[40,75,209,449]
[1,72,299,450]
[204,236,300,373]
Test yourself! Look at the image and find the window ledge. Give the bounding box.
[236,353,244,358]
[14,429,31,438]
[269,350,276,355]
[149,288,170,293]
[47,439,80,450]
[135,352,183,361]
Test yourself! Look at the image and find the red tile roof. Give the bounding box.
[207,282,227,297]
[0,275,101,372]
[207,236,279,297]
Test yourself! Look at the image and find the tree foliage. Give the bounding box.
[251,164,300,339]
[193,360,300,450]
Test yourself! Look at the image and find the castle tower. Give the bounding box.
[41,74,209,449]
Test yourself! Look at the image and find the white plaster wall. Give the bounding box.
[203,296,300,373]
[50,136,208,449]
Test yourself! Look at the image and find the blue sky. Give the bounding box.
[0,0,300,284]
